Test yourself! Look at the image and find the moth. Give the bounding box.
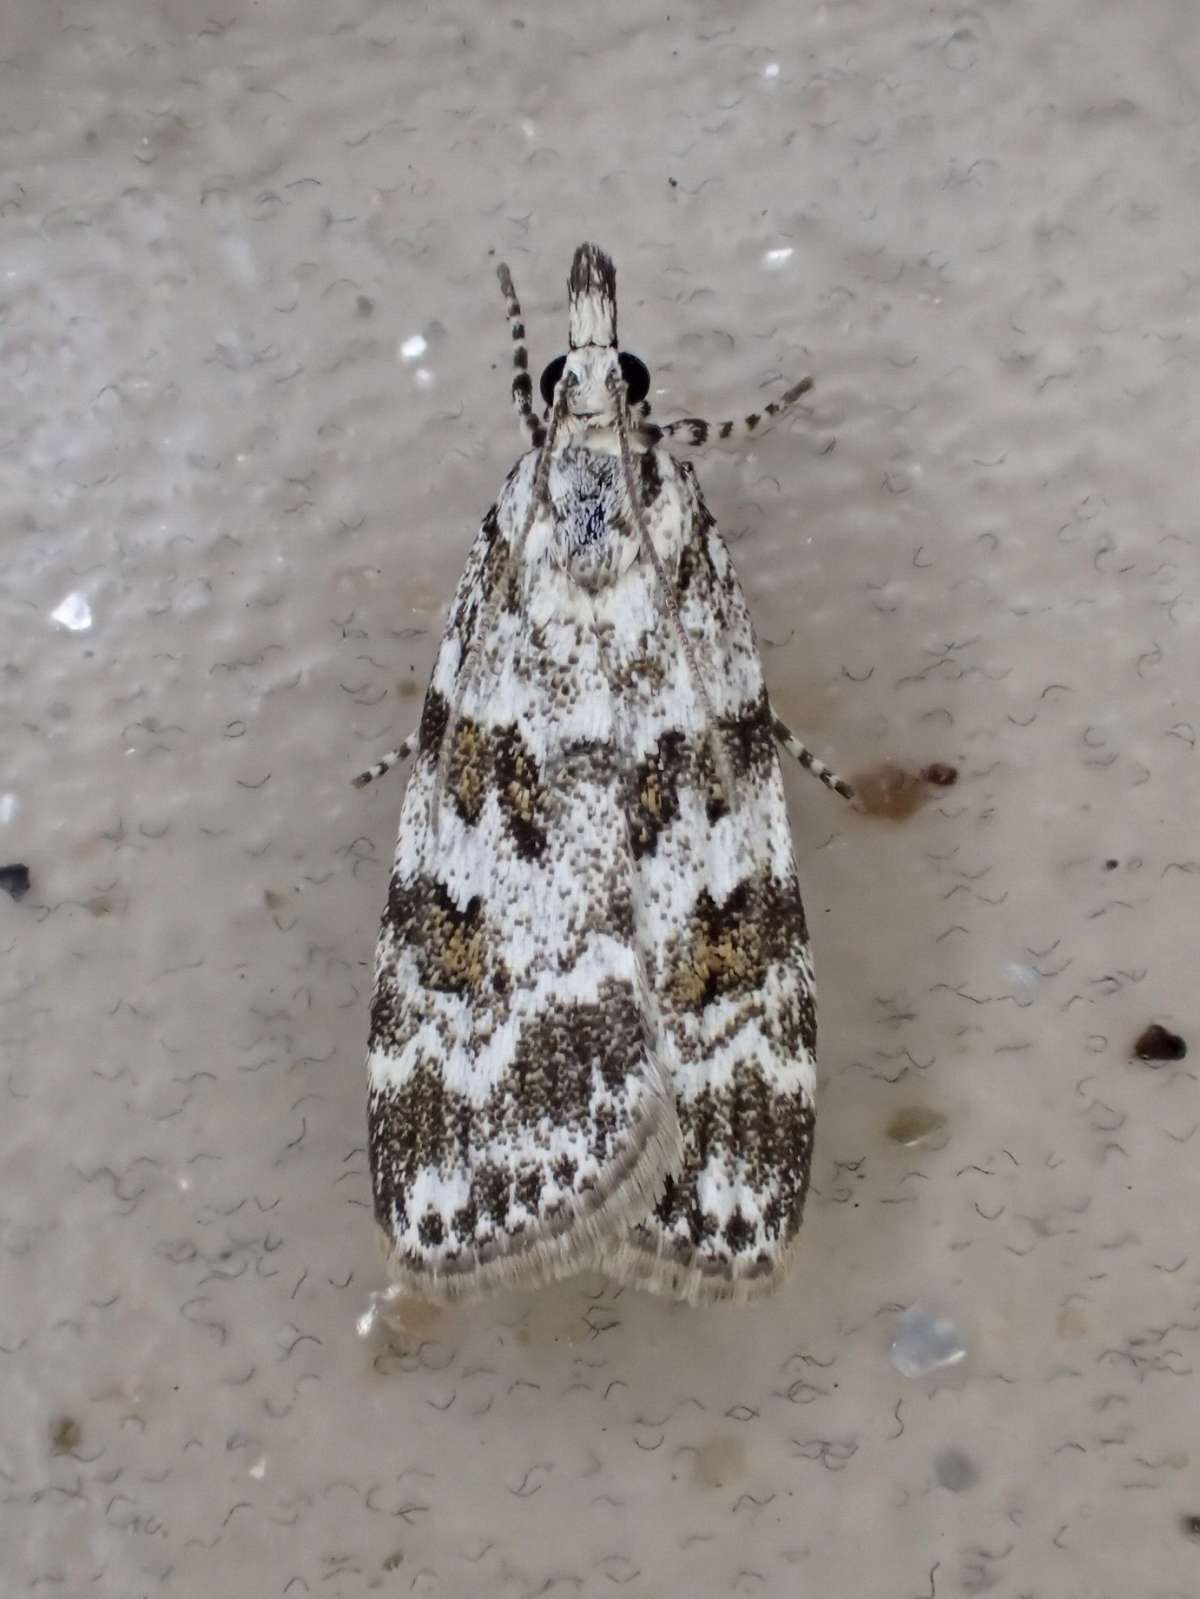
[355,244,851,1304]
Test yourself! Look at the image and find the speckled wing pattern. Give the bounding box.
[368,442,819,1304]
[367,450,682,1299]
[591,452,818,1302]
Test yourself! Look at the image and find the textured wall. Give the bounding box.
[3,2,1198,1595]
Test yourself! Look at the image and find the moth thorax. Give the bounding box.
[550,448,626,592]
[568,241,618,350]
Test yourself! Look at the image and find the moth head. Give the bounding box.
[537,242,651,427]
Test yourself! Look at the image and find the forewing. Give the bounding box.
[367,455,680,1299]
[596,452,818,1302]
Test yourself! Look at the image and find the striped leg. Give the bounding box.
[496,263,546,448]
[351,729,418,789]
[638,376,813,448]
[770,705,854,801]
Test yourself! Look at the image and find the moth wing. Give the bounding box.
[367,457,680,1299]
[598,453,818,1302]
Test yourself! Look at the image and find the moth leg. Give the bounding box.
[351,729,418,789]
[496,262,546,448]
[638,376,813,448]
[769,706,854,801]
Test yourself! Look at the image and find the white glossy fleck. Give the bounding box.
[763,61,780,78]
[890,1308,967,1378]
[249,1457,267,1480]
[414,367,434,389]
[399,334,428,361]
[0,794,17,825]
[763,247,794,269]
[51,592,93,632]
[356,1284,403,1338]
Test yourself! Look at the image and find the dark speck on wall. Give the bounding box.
[1133,1023,1187,1063]
[920,762,958,786]
[933,1449,979,1491]
[50,1416,82,1455]
[0,864,30,901]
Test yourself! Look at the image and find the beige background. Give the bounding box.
[3,1,1198,1594]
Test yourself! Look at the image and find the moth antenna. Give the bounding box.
[637,376,814,449]
[431,379,570,835]
[496,261,546,448]
[351,729,418,789]
[769,707,855,801]
[609,371,736,812]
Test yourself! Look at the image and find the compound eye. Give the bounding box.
[539,355,567,407]
[618,352,650,405]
